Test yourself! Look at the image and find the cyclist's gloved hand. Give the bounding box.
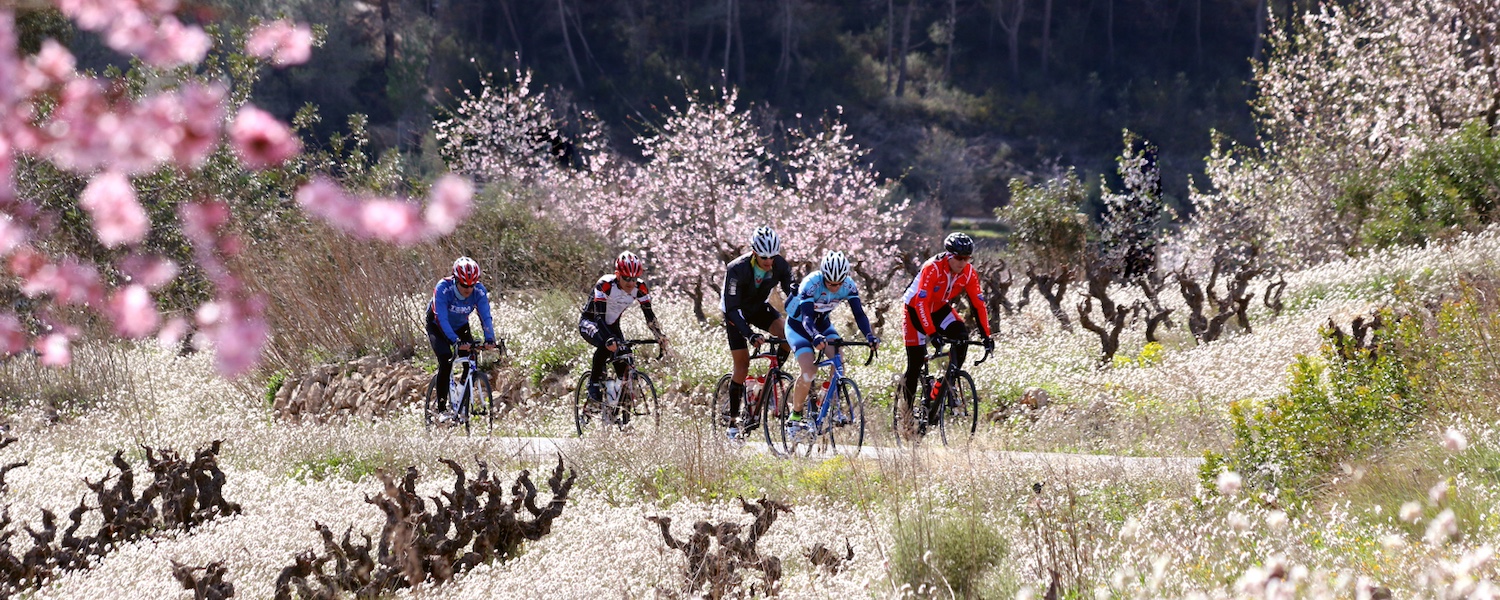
[749,333,766,347]
[929,335,947,351]
[983,337,995,352]
[606,338,620,352]
[812,335,826,348]
[866,335,880,347]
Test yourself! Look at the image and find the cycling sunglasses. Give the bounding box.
[619,276,639,283]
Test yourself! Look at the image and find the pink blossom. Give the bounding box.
[141,17,210,67]
[179,200,230,244]
[80,171,149,246]
[424,174,474,235]
[246,20,313,67]
[137,0,179,17]
[36,333,70,367]
[55,0,126,32]
[120,254,179,288]
[33,40,75,83]
[231,105,300,169]
[0,215,24,256]
[361,199,423,243]
[171,84,226,167]
[295,177,356,220]
[197,297,267,377]
[18,257,104,306]
[0,313,25,356]
[0,13,19,107]
[109,284,158,337]
[156,316,189,351]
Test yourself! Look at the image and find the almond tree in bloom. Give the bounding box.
[1190,0,1500,266]
[0,4,476,376]
[437,77,914,322]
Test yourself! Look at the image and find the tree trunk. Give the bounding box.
[1106,0,1115,67]
[1194,0,1202,67]
[498,0,522,65]
[943,0,957,81]
[776,0,794,96]
[1252,0,1266,63]
[692,280,708,323]
[1041,0,1052,76]
[886,0,896,93]
[722,0,734,86]
[381,0,395,71]
[556,0,586,89]
[895,0,916,97]
[733,0,746,85]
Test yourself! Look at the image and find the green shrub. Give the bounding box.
[289,450,392,483]
[1339,121,1500,249]
[1202,312,1421,501]
[891,509,1009,599]
[264,370,288,408]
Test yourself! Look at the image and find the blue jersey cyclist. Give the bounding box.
[784,251,879,429]
[425,257,498,415]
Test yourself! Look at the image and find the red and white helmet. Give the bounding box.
[452,256,481,286]
[615,252,644,279]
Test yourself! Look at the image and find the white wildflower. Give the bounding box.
[1217,470,1243,496]
[1424,509,1458,545]
[1400,501,1423,523]
[1444,427,1468,453]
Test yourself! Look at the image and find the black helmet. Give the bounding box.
[943,232,975,257]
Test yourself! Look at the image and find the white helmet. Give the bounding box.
[820,251,849,284]
[750,226,781,258]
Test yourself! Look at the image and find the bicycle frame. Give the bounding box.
[745,339,787,420]
[601,339,661,407]
[803,340,876,435]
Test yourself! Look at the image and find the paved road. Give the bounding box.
[419,432,1203,479]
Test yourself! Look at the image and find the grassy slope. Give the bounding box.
[3,228,1500,597]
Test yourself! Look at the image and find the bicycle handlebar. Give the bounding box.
[824,339,878,366]
[619,338,665,360]
[930,336,993,366]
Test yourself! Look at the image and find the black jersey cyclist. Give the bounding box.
[578,252,667,407]
[426,257,498,415]
[719,226,795,429]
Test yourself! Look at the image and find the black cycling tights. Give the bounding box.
[902,320,970,411]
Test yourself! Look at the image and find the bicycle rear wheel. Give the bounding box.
[625,371,660,429]
[828,378,866,456]
[423,375,441,430]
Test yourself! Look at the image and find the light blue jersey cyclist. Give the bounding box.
[784,252,879,426]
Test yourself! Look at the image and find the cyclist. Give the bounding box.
[783,251,878,438]
[900,232,994,424]
[578,251,667,409]
[426,257,498,418]
[720,226,795,430]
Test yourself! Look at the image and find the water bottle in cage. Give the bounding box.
[604,380,621,407]
[745,375,764,401]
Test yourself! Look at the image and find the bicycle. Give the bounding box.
[423,343,501,434]
[572,339,662,436]
[711,337,793,446]
[893,335,991,447]
[769,339,876,457]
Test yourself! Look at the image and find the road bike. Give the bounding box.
[711,338,793,446]
[423,343,500,434]
[893,335,990,447]
[572,339,662,436]
[769,339,875,457]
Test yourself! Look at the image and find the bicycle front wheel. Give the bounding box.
[761,372,795,455]
[472,371,495,434]
[828,378,866,456]
[571,373,595,437]
[954,371,980,437]
[626,371,660,430]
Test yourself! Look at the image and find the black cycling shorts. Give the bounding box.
[724,303,781,351]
